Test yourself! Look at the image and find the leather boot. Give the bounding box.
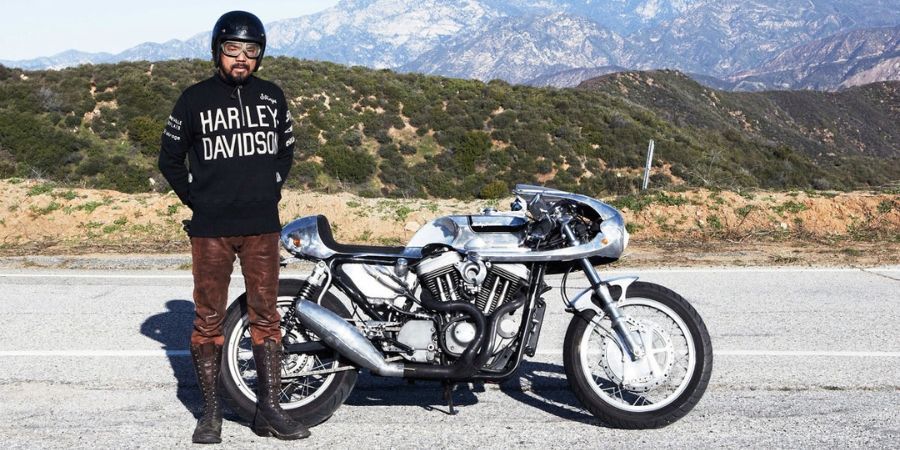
[190,343,223,444]
[251,339,310,440]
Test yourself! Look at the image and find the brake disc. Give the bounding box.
[597,317,675,392]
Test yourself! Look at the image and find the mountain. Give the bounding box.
[630,2,850,77]
[0,38,209,71]
[481,0,702,34]
[2,1,900,91]
[264,0,504,68]
[405,13,630,83]
[840,55,900,89]
[1,50,118,71]
[114,38,210,64]
[726,26,900,91]
[527,65,627,87]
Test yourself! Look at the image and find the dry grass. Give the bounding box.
[1,179,898,264]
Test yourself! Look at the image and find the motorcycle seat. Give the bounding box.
[316,215,408,256]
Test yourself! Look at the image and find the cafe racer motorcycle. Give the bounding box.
[219,184,712,428]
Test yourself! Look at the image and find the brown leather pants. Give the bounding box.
[190,232,282,346]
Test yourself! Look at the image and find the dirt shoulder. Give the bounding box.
[1,179,898,268]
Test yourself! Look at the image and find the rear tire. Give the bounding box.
[563,281,712,428]
[220,280,358,427]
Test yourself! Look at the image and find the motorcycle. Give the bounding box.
[219,184,712,428]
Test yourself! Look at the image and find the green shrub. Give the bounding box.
[0,110,84,177]
[127,116,164,155]
[320,146,375,183]
[479,180,508,199]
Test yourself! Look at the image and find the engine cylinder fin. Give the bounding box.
[445,273,459,301]
[422,268,461,302]
[476,275,500,313]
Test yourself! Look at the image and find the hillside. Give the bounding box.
[580,70,900,187]
[0,59,898,200]
[2,179,898,266]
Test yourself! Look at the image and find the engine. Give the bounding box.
[416,251,529,312]
[414,250,530,359]
[341,251,531,365]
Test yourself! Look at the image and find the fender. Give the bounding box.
[566,275,639,314]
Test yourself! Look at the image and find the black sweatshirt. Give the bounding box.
[158,73,294,237]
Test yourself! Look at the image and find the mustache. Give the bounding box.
[231,63,250,70]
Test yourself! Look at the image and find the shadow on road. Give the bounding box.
[139,303,594,424]
[345,376,484,415]
[140,299,201,418]
[344,361,595,423]
[498,361,596,424]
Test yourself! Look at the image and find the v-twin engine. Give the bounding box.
[414,250,530,359]
[416,251,529,314]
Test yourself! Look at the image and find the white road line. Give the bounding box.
[0,274,198,279]
[713,350,900,357]
[1,350,899,358]
[0,350,191,357]
[0,273,302,279]
[1,267,898,280]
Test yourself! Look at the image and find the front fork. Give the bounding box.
[560,222,645,361]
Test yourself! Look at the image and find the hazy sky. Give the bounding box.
[4,0,340,60]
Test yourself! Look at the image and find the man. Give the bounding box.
[158,11,305,443]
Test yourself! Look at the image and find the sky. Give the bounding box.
[3,0,340,61]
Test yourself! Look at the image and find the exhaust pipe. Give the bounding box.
[294,300,405,377]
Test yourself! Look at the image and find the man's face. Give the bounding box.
[218,41,259,84]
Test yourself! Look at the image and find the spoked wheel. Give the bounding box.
[563,282,712,428]
[220,280,358,427]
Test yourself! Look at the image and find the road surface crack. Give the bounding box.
[860,268,900,282]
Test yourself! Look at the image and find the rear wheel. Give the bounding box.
[563,282,712,428]
[220,280,358,427]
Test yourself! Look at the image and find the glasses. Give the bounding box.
[221,41,262,59]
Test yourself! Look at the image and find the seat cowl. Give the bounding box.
[314,215,418,258]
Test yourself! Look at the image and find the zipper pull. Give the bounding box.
[236,86,245,126]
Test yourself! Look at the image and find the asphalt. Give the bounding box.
[0,265,898,448]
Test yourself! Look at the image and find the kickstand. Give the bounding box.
[442,382,458,416]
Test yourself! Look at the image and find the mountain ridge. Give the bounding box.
[3,1,899,91]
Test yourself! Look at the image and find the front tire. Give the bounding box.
[220,280,358,427]
[563,282,712,428]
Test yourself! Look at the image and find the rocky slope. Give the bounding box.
[726,26,900,91]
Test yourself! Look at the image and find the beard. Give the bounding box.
[221,62,252,84]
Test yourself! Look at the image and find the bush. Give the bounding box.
[128,116,164,155]
[479,180,508,199]
[454,131,492,172]
[341,130,363,148]
[319,145,375,183]
[288,160,322,188]
[64,114,81,128]
[0,110,84,177]
[420,171,456,198]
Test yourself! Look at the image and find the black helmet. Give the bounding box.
[211,11,266,71]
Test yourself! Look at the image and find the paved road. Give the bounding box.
[1,266,898,448]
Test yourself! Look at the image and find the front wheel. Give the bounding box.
[220,280,358,427]
[563,281,712,428]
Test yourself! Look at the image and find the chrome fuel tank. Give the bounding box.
[407,185,627,262]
